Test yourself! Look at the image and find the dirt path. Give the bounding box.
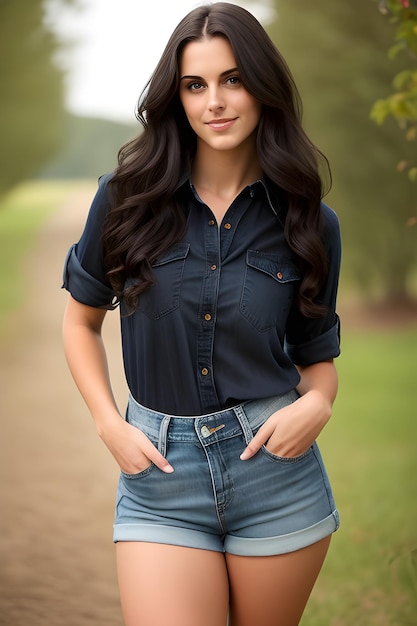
[0,186,127,625]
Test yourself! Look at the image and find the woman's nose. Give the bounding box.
[208,87,225,111]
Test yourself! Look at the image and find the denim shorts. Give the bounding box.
[113,392,339,556]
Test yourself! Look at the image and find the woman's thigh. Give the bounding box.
[226,536,331,626]
[116,542,229,626]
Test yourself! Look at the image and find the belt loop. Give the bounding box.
[158,415,171,456]
[233,405,254,445]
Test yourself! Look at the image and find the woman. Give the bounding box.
[62,3,341,625]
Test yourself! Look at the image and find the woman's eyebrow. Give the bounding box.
[180,67,239,81]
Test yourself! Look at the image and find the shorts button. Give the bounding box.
[201,368,209,376]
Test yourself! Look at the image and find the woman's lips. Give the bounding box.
[206,118,237,131]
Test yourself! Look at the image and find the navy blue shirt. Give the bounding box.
[63,173,341,415]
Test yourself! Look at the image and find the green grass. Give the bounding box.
[304,329,417,625]
[0,179,87,327]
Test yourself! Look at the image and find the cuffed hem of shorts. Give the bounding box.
[113,510,339,556]
[113,523,224,552]
[225,510,340,557]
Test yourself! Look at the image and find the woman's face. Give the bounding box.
[179,36,262,154]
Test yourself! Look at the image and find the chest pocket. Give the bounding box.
[137,243,190,319]
[240,250,301,332]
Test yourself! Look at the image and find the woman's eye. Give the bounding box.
[188,82,205,92]
[226,76,241,86]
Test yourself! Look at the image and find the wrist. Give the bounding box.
[302,389,333,425]
[93,408,124,439]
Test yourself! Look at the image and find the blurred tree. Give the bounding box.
[269,0,417,305]
[0,0,74,197]
[38,113,136,179]
[370,1,417,183]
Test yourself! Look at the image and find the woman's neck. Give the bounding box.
[191,142,262,203]
[191,141,262,223]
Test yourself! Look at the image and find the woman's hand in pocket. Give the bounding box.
[98,414,174,474]
[240,390,332,460]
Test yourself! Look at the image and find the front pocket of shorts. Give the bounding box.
[250,417,314,464]
[121,463,155,480]
[121,411,160,480]
[260,444,313,464]
[136,243,190,319]
[240,251,300,331]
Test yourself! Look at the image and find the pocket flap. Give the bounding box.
[246,250,300,283]
[152,243,190,267]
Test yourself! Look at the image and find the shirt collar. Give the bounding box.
[175,170,287,227]
[250,177,287,227]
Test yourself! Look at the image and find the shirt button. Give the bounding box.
[204,313,212,321]
[208,219,215,226]
[224,223,232,230]
[201,368,209,376]
[277,272,283,280]
[210,264,217,271]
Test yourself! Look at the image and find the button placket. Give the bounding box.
[196,216,221,411]
[195,188,257,412]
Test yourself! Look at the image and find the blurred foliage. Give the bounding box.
[39,112,137,179]
[0,0,75,197]
[269,0,417,304]
[370,0,417,182]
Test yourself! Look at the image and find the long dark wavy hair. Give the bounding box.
[103,2,331,317]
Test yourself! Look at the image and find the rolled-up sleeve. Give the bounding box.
[62,243,118,309]
[285,203,341,365]
[62,173,119,309]
[286,315,340,365]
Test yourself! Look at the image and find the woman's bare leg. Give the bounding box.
[226,536,331,626]
[116,542,229,626]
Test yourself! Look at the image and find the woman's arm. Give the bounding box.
[62,295,174,473]
[240,359,338,460]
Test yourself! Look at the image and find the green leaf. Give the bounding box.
[370,99,391,124]
[393,69,413,90]
[408,167,417,181]
[388,41,405,59]
[388,92,417,120]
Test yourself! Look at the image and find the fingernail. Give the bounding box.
[163,465,175,474]
[240,450,249,461]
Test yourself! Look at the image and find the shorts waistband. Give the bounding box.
[126,391,299,444]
